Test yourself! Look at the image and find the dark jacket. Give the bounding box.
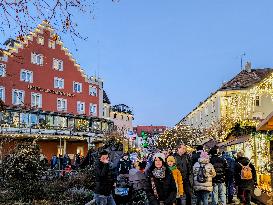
[222,153,235,182]
[192,151,202,166]
[146,167,177,205]
[235,157,257,190]
[173,153,192,181]
[210,154,228,184]
[94,161,115,196]
[118,158,132,175]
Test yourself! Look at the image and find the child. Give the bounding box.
[167,155,184,205]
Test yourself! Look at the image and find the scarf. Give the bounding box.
[169,165,177,171]
[152,166,166,179]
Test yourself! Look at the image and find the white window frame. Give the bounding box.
[73,82,82,93]
[77,101,85,114]
[37,36,44,45]
[48,40,56,49]
[0,63,6,77]
[31,52,44,66]
[54,77,64,89]
[0,86,5,102]
[89,85,97,96]
[53,58,63,71]
[89,103,97,116]
[20,69,33,83]
[31,92,42,108]
[57,98,67,111]
[12,89,25,105]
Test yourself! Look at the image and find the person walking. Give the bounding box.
[193,151,216,205]
[147,153,177,205]
[222,151,236,204]
[94,150,116,205]
[234,151,257,205]
[173,143,193,205]
[209,146,228,205]
[167,155,184,205]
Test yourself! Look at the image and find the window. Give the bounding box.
[77,101,85,114]
[89,86,97,96]
[48,40,56,49]
[12,89,25,105]
[37,36,44,45]
[90,103,97,116]
[255,96,260,107]
[31,93,42,108]
[73,82,82,93]
[0,86,5,102]
[54,77,64,89]
[20,69,33,83]
[0,63,6,77]
[31,53,44,65]
[53,58,63,71]
[57,98,67,111]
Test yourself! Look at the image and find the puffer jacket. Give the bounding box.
[94,161,115,196]
[169,166,184,197]
[210,154,228,183]
[193,158,216,192]
[235,157,257,190]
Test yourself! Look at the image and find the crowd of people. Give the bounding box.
[93,143,258,205]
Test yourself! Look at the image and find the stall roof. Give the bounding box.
[257,111,273,131]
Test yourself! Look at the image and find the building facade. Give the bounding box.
[180,63,273,142]
[0,21,113,160]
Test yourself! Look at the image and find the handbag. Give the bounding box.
[114,187,129,196]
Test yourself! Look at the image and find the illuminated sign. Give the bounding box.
[28,85,75,97]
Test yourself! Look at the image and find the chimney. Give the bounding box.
[244,61,251,72]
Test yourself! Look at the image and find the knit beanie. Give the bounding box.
[153,152,166,162]
[166,156,176,163]
[200,151,209,159]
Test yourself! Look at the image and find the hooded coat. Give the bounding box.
[193,158,216,192]
[234,157,257,190]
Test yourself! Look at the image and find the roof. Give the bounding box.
[103,90,111,104]
[220,68,273,91]
[257,111,273,131]
[179,68,273,124]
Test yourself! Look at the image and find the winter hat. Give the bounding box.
[153,152,166,162]
[200,151,209,159]
[166,156,176,163]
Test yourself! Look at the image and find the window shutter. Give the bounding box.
[77,102,80,112]
[39,94,42,108]
[31,53,35,64]
[54,78,57,88]
[31,94,35,107]
[40,55,43,65]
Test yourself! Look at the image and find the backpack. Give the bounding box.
[197,164,207,183]
[238,162,252,180]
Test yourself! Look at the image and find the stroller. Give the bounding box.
[114,175,131,205]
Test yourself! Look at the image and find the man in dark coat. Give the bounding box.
[234,151,257,205]
[173,143,192,205]
[117,153,132,175]
[94,150,116,205]
[209,146,228,205]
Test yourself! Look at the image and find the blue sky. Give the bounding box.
[2,0,273,127]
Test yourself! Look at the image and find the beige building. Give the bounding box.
[180,63,273,140]
[102,92,134,135]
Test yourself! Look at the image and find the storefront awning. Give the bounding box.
[217,135,250,147]
[257,111,273,131]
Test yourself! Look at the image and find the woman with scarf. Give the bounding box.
[146,153,177,205]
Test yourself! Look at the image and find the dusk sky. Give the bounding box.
[2,0,273,127]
